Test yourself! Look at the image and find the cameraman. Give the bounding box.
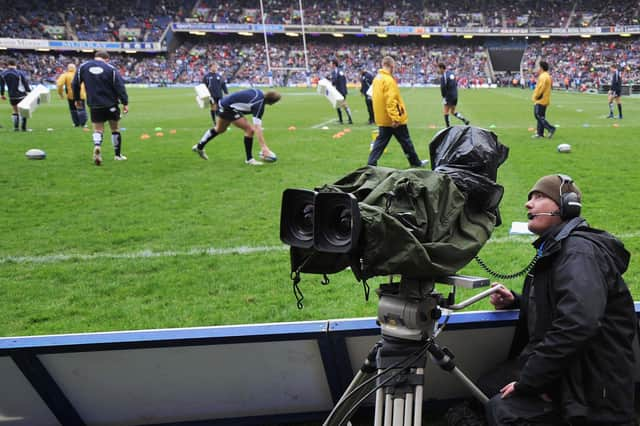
[486,175,636,425]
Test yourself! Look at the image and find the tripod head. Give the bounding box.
[376,275,490,341]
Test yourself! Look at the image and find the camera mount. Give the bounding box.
[323,275,502,426]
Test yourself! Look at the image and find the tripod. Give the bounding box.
[324,276,500,426]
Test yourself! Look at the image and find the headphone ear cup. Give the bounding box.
[560,192,581,219]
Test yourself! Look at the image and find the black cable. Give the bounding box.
[474,253,539,280]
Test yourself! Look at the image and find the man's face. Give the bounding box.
[526,192,562,235]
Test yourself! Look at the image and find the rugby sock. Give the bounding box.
[609,102,614,116]
[20,116,27,131]
[444,114,450,127]
[12,113,18,130]
[197,128,218,149]
[618,104,623,118]
[345,107,353,124]
[243,136,254,161]
[454,112,467,124]
[111,132,122,156]
[93,132,103,146]
[336,108,343,123]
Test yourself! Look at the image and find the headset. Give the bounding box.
[558,174,582,219]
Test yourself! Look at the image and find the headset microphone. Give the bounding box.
[527,211,561,220]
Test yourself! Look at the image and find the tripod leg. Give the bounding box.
[404,392,413,426]
[323,369,375,426]
[374,375,385,426]
[451,367,489,405]
[384,393,393,426]
[413,367,424,426]
[392,396,405,426]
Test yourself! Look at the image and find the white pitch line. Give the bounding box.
[311,118,338,129]
[3,231,640,265]
[0,245,288,265]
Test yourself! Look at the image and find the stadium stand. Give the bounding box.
[3,0,639,42]
[2,34,638,90]
[0,0,639,92]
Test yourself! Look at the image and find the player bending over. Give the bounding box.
[192,89,281,165]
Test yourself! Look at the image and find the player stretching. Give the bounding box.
[192,88,280,165]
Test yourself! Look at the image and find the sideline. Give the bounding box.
[3,231,640,265]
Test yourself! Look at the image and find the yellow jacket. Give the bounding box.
[532,71,552,106]
[372,68,408,126]
[57,71,86,100]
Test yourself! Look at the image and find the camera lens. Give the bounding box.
[280,189,317,248]
[289,203,314,241]
[319,206,352,247]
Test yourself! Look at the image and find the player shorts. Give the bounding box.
[90,105,121,123]
[611,90,621,97]
[9,97,25,106]
[216,105,243,122]
[445,97,458,107]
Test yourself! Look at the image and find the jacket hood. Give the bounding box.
[537,217,630,275]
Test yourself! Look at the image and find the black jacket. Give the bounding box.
[331,67,348,96]
[360,71,373,96]
[509,218,636,423]
[73,59,128,108]
[203,71,228,100]
[0,68,30,100]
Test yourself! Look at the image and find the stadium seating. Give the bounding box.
[2,35,639,88]
[2,1,639,42]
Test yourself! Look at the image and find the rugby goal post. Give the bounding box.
[258,0,310,85]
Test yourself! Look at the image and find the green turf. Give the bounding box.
[0,87,638,337]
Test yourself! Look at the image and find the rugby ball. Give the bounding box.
[259,151,277,163]
[557,143,571,153]
[25,148,46,160]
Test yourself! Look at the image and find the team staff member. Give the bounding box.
[367,56,426,168]
[57,63,87,127]
[607,64,623,119]
[486,175,636,425]
[330,59,353,125]
[203,62,228,125]
[531,61,556,139]
[192,88,280,165]
[437,63,469,127]
[1,58,31,131]
[360,69,374,124]
[73,50,129,165]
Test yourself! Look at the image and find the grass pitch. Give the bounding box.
[1,87,639,337]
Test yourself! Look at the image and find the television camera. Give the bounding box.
[280,126,509,425]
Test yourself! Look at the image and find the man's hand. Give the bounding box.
[1,95,6,101]
[500,381,517,399]
[75,101,82,108]
[122,105,129,115]
[391,121,400,128]
[489,283,515,310]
